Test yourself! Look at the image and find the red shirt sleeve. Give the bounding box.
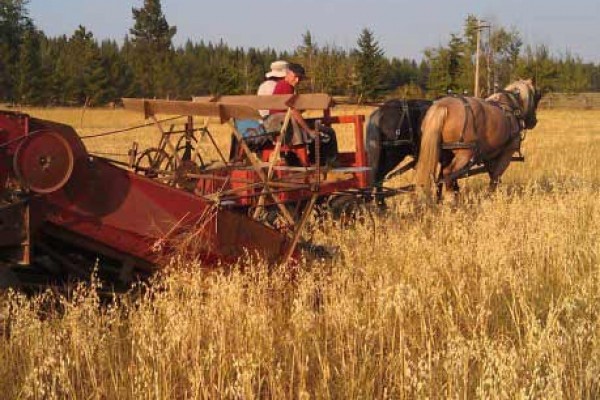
[272,80,294,95]
[270,81,294,114]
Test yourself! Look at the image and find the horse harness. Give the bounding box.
[381,100,416,150]
[493,90,528,136]
[441,92,527,182]
[442,94,479,151]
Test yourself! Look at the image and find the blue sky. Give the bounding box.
[28,0,599,62]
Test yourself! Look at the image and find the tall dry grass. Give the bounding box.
[0,108,599,398]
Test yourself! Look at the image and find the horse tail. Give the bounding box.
[414,104,447,192]
[365,108,382,186]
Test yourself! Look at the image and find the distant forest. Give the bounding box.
[2,0,599,106]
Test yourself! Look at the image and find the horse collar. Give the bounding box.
[499,90,525,119]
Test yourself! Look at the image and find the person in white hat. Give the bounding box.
[257,60,288,117]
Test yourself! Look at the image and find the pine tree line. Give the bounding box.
[1,1,599,106]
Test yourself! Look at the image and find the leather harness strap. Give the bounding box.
[381,100,414,148]
[457,95,472,143]
[442,94,478,150]
[440,88,531,183]
[492,90,526,138]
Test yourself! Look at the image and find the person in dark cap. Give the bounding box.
[265,63,318,146]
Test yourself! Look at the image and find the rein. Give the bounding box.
[381,100,415,148]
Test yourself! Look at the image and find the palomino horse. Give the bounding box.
[366,99,432,205]
[414,79,542,198]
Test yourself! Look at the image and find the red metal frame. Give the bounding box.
[0,102,370,280]
[0,111,291,275]
[193,113,368,209]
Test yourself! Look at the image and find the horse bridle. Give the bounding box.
[499,86,537,130]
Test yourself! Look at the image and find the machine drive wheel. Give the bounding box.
[13,130,74,194]
[327,194,371,228]
[134,148,174,181]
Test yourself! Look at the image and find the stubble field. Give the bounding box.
[0,106,599,399]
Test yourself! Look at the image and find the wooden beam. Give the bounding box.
[193,93,334,111]
[122,98,261,122]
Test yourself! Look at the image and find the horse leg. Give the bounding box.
[436,169,444,202]
[375,185,388,211]
[488,137,520,191]
[441,150,472,202]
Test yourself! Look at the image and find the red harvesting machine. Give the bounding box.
[0,110,290,288]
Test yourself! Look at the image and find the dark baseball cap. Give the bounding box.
[288,63,308,80]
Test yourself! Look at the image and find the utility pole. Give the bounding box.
[474,18,490,97]
[487,25,493,95]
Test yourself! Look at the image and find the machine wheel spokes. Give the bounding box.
[134,148,174,182]
[175,134,197,159]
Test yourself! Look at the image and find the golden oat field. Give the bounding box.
[0,107,599,399]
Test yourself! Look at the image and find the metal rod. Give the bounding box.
[253,108,292,219]
[281,193,318,266]
[151,115,181,164]
[21,203,31,265]
[80,115,185,140]
[315,120,321,190]
[228,120,296,225]
[203,126,228,165]
[205,180,311,200]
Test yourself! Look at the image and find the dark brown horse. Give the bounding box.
[366,99,432,205]
[414,79,542,198]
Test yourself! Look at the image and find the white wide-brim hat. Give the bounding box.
[266,60,289,78]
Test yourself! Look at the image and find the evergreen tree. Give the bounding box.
[15,23,44,105]
[43,35,70,105]
[84,51,111,105]
[0,0,33,101]
[63,25,98,105]
[425,46,451,96]
[447,34,466,92]
[354,28,385,102]
[100,39,137,102]
[2,5,600,104]
[297,30,316,91]
[383,57,421,92]
[313,44,348,94]
[516,45,559,92]
[460,16,478,94]
[129,0,177,97]
[241,47,266,94]
[490,27,523,87]
[590,65,600,91]
[558,53,589,93]
[206,40,240,96]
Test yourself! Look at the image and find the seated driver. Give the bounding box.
[264,63,316,145]
[264,63,338,165]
